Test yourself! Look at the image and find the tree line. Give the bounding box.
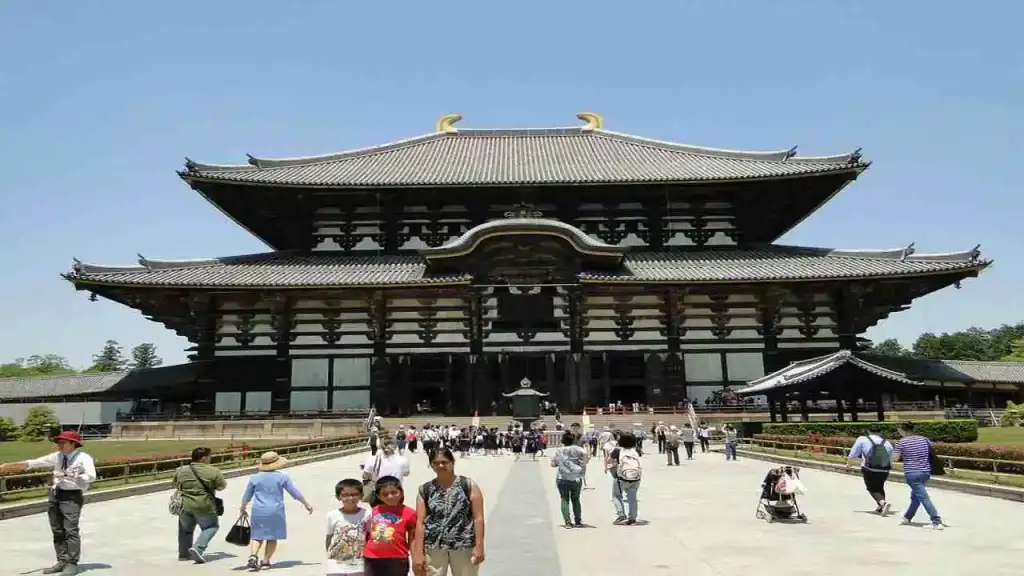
[0,341,164,379]
[869,322,1024,362]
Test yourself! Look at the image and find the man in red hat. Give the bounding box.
[0,430,96,575]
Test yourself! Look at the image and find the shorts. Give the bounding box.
[861,468,889,495]
[364,557,410,576]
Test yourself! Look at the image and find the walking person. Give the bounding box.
[173,447,227,563]
[845,424,894,515]
[697,424,711,453]
[893,422,945,529]
[362,439,411,504]
[0,431,96,576]
[412,448,485,576]
[551,432,589,528]
[605,432,642,525]
[240,451,315,571]
[723,424,738,461]
[681,423,696,460]
[665,426,680,466]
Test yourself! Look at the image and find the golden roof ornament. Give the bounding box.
[577,112,603,131]
[436,113,462,134]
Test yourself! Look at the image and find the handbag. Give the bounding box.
[168,487,184,516]
[928,443,946,476]
[225,515,252,547]
[362,455,383,504]
[190,464,225,516]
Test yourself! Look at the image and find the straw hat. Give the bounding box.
[258,451,288,472]
[670,425,678,431]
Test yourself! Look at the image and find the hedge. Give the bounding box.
[761,420,978,443]
[752,434,1024,474]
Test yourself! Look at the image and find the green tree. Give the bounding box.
[0,355,76,378]
[0,416,18,441]
[88,340,127,372]
[868,338,911,357]
[129,343,163,370]
[18,406,61,441]
[1002,338,1024,362]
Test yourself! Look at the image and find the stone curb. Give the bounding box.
[0,446,369,521]
[727,448,1024,503]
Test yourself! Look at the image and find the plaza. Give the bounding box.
[1,445,1020,575]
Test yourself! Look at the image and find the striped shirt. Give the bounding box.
[894,435,932,473]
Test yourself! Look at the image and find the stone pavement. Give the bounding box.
[2,443,1021,575]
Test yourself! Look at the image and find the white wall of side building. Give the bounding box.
[0,401,133,426]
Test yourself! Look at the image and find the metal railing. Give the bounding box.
[0,436,368,502]
[736,437,1024,476]
[116,410,368,422]
[584,401,943,415]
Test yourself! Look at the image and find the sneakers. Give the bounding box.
[878,502,891,516]
[900,517,911,526]
[931,522,945,530]
[188,547,207,564]
[42,564,65,575]
[60,565,79,576]
[613,516,628,525]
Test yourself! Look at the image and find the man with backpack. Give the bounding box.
[605,432,642,525]
[846,424,894,515]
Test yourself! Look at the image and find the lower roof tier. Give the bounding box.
[66,244,987,289]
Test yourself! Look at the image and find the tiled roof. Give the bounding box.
[0,364,201,401]
[736,350,920,395]
[0,372,129,400]
[581,245,988,283]
[180,123,867,187]
[864,355,1024,385]
[65,244,988,289]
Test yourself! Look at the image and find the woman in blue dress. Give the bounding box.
[240,452,313,571]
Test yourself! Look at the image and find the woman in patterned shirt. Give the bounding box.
[411,448,485,576]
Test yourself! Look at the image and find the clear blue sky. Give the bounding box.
[1,1,1021,368]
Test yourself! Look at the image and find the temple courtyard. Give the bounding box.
[1,445,1019,575]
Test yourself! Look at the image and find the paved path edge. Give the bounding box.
[0,446,369,521]
[729,448,1024,503]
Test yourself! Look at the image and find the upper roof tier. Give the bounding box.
[181,113,867,187]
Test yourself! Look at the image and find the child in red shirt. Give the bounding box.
[364,475,417,576]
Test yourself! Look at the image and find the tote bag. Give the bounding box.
[225,515,252,547]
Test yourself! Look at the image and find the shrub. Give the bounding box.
[761,419,978,443]
[1003,401,1024,427]
[753,434,1024,474]
[18,407,61,441]
[0,416,18,441]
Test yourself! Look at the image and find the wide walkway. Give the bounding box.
[2,443,1021,575]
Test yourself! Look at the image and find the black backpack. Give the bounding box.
[865,436,892,470]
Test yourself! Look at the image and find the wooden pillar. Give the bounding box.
[835,386,846,422]
[269,295,294,413]
[444,354,454,414]
[601,353,611,406]
[399,356,412,416]
[800,397,809,422]
[545,353,556,406]
[779,394,789,423]
[849,388,860,422]
[368,292,389,414]
[757,288,782,373]
[768,394,778,423]
[875,389,885,422]
[833,284,863,350]
[189,294,217,415]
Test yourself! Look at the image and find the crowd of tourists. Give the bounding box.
[0,414,950,575]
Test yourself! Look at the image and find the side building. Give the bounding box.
[62,113,991,416]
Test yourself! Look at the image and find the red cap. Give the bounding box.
[54,431,83,446]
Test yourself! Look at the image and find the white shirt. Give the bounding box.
[362,453,410,481]
[24,450,97,493]
[325,507,369,575]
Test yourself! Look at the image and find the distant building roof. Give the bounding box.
[736,350,919,396]
[65,244,987,289]
[0,364,200,401]
[180,114,867,188]
[864,355,1024,385]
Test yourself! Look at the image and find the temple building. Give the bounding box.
[63,113,991,416]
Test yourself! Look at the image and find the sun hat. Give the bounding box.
[670,425,678,431]
[54,431,83,447]
[258,451,288,472]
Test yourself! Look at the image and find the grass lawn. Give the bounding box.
[975,427,1024,446]
[0,439,281,464]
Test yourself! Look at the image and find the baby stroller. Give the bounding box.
[755,465,807,523]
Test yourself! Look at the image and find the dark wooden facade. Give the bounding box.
[65,115,989,416]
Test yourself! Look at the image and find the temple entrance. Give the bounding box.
[610,384,647,406]
[408,355,450,414]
